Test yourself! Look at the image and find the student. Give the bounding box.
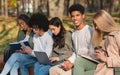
[34,17,73,75]
[50,4,97,75]
[19,13,53,75]
[3,14,34,62]
[93,10,120,75]
[1,14,34,75]
[0,13,53,75]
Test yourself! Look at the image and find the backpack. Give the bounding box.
[3,46,14,63]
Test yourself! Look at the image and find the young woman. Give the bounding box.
[0,14,34,75]
[34,17,73,75]
[92,10,120,75]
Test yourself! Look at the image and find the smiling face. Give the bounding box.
[49,24,61,36]
[71,11,85,29]
[18,19,29,30]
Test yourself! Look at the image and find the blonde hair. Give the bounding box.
[92,10,119,46]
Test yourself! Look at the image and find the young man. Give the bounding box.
[50,4,97,75]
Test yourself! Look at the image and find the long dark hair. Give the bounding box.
[49,17,66,48]
[18,14,30,27]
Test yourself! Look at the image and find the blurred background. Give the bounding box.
[0,0,120,54]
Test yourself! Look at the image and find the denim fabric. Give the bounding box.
[0,53,22,75]
[0,52,37,75]
[10,62,19,75]
[34,62,51,75]
[19,54,37,75]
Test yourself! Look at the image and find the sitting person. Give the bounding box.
[50,4,97,75]
[33,17,73,75]
[93,10,120,75]
[19,13,53,75]
[1,14,34,75]
[0,13,53,75]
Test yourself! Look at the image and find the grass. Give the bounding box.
[0,16,19,55]
[0,13,119,55]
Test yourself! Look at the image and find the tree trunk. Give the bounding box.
[1,0,4,16]
[33,0,40,13]
[103,0,114,15]
[5,0,8,17]
[49,0,65,19]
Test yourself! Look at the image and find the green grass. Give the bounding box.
[0,17,18,55]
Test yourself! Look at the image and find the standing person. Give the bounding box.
[0,13,53,75]
[50,4,97,75]
[34,17,73,75]
[1,14,34,75]
[93,10,120,75]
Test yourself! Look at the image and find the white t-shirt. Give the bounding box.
[68,25,94,63]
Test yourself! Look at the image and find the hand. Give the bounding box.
[21,46,32,54]
[95,50,107,62]
[49,57,60,62]
[16,49,26,53]
[61,60,73,71]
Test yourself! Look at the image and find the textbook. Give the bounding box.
[81,54,99,63]
[9,41,30,52]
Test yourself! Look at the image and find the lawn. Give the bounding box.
[0,16,19,55]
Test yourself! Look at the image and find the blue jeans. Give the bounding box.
[0,53,22,75]
[0,52,37,75]
[10,62,19,75]
[19,54,37,75]
[34,62,51,75]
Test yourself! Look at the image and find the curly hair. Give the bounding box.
[69,3,85,15]
[29,13,49,32]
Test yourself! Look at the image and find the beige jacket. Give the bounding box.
[94,30,120,75]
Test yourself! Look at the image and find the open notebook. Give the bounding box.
[9,41,30,52]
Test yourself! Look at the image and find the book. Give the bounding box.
[81,54,99,63]
[9,41,30,52]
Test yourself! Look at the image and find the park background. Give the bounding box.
[0,0,120,55]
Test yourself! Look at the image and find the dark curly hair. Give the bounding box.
[69,4,85,15]
[29,13,49,32]
[49,17,66,48]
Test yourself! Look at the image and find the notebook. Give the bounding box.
[9,41,30,52]
[34,51,59,66]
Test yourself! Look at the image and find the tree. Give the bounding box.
[5,0,8,17]
[1,0,4,16]
[48,0,65,19]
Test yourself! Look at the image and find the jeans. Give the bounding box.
[10,62,19,75]
[0,52,37,75]
[0,53,22,75]
[19,54,37,75]
[34,62,51,75]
